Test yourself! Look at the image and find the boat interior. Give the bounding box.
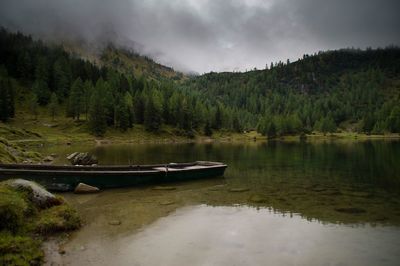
[0,161,225,172]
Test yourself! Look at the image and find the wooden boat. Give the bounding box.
[0,161,227,191]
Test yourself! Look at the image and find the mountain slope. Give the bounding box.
[61,41,186,82]
[183,48,400,134]
[0,28,399,138]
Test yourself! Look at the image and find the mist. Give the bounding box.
[1,0,399,73]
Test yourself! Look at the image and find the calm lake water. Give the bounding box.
[37,140,400,266]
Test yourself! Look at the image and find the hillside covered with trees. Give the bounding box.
[0,28,400,138]
[184,47,400,137]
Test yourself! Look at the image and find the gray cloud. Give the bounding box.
[0,0,399,73]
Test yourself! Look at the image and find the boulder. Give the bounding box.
[8,179,61,208]
[74,183,100,194]
[43,155,54,162]
[67,152,98,165]
[66,152,79,161]
[228,187,250,193]
[108,220,121,226]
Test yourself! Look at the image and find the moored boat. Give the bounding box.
[0,161,227,191]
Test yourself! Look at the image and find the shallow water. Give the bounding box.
[77,205,400,266]
[36,140,400,265]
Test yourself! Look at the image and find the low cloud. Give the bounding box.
[1,0,399,73]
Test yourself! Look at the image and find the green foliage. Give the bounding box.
[115,93,133,131]
[315,116,337,135]
[185,48,400,134]
[67,78,84,120]
[204,120,213,136]
[213,104,223,130]
[0,70,15,122]
[0,181,80,266]
[0,232,43,266]
[0,185,29,233]
[387,106,400,133]
[48,92,58,120]
[53,57,71,99]
[0,28,400,136]
[32,79,50,105]
[144,88,163,132]
[34,204,81,234]
[82,80,93,119]
[0,136,42,163]
[88,80,107,136]
[28,93,39,120]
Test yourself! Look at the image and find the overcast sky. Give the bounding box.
[0,0,399,73]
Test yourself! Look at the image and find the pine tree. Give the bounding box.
[88,81,107,136]
[17,52,32,81]
[0,74,14,122]
[53,58,71,99]
[124,91,135,128]
[168,92,181,126]
[204,120,213,136]
[83,80,93,120]
[388,106,400,133]
[232,114,242,133]
[29,93,39,120]
[180,98,193,131]
[144,89,163,131]
[68,78,84,120]
[32,79,50,105]
[48,93,58,121]
[35,57,49,84]
[134,91,145,124]
[115,95,130,131]
[213,105,223,130]
[267,120,277,139]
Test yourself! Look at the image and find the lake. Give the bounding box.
[39,140,400,265]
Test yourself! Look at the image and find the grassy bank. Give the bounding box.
[1,110,399,153]
[0,180,80,265]
[0,137,42,164]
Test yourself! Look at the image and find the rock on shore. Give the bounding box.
[74,183,100,194]
[67,152,98,165]
[8,179,62,208]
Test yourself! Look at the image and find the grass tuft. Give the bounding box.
[0,181,81,264]
[0,232,43,266]
[34,204,81,235]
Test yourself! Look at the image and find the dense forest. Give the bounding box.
[0,29,216,136]
[185,47,400,136]
[1,28,400,137]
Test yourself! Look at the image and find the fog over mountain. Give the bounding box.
[0,0,399,73]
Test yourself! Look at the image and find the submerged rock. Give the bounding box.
[160,200,176,205]
[108,220,121,226]
[153,186,176,191]
[228,187,250,193]
[249,194,268,203]
[334,207,367,214]
[8,179,61,208]
[74,183,100,194]
[208,185,226,191]
[67,152,98,165]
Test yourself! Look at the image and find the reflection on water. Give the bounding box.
[39,140,400,265]
[61,205,400,266]
[38,140,400,225]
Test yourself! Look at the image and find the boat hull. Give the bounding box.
[0,162,227,191]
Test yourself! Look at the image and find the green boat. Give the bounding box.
[0,161,227,191]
